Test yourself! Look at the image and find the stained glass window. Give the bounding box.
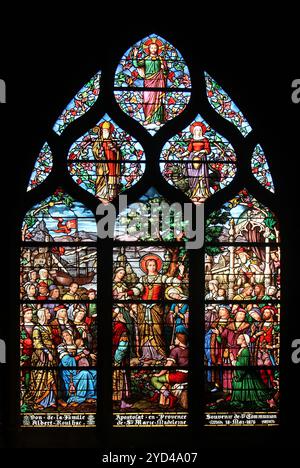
[114,35,191,135]
[205,71,252,137]
[205,189,280,244]
[114,187,188,241]
[27,143,53,192]
[68,114,145,203]
[251,144,275,192]
[204,190,280,426]
[20,33,280,432]
[20,189,97,427]
[53,71,101,135]
[112,242,189,427]
[22,189,97,242]
[160,115,237,203]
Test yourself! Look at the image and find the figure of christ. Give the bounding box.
[177,122,211,203]
[92,121,122,203]
[132,38,168,127]
[149,333,188,409]
[117,254,185,363]
[112,309,132,410]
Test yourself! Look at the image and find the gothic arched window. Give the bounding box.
[19,34,280,430]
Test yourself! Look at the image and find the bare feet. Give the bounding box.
[68,402,80,407]
[120,400,132,410]
[58,399,68,408]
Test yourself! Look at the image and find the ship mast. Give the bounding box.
[75,220,80,278]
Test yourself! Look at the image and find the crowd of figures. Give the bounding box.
[111,252,189,412]
[205,303,280,410]
[205,279,279,302]
[205,247,281,301]
[20,301,97,412]
[112,302,189,411]
[20,267,97,302]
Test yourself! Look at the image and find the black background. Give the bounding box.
[0,11,299,456]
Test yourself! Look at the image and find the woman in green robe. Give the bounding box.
[229,334,271,409]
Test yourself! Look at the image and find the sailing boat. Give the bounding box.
[55,268,95,286]
[51,225,96,286]
[54,248,96,286]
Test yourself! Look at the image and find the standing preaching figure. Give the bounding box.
[132,38,168,126]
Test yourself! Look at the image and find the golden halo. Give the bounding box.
[140,253,163,273]
[142,37,164,55]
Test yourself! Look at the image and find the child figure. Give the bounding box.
[216,288,226,301]
[75,338,96,367]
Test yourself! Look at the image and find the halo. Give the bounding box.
[190,121,207,135]
[142,37,164,55]
[140,253,163,273]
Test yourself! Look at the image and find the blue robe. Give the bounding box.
[170,304,189,335]
[59,355,96,404]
